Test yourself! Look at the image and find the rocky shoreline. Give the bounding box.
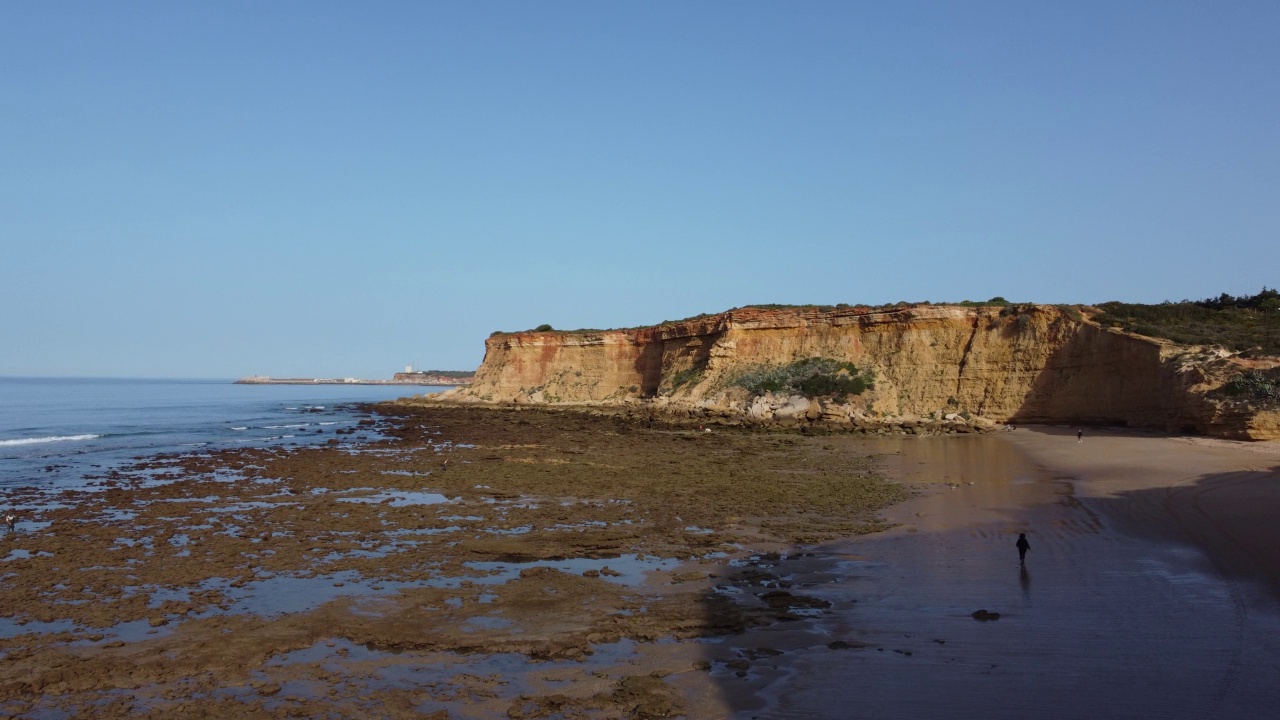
[0,403,909,717]
[408,392,1002,437]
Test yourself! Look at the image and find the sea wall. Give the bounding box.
[437,305,1279,440]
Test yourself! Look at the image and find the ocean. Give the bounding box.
[0,377,445,490]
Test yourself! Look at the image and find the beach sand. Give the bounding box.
[704,427,1280,719]
[2,408,1279,718]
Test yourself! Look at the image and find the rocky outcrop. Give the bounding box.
[432,305,1280,440]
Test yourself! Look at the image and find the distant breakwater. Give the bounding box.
[236,376,470,386]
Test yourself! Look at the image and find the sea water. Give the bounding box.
[0,377,446,490]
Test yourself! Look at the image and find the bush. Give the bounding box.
[669,367,703,390]
[533,324,554,332]
[731,358,874,402]
[1221,368,1280,405]
[1056,304,1084,322]
[1092,288,1280,354]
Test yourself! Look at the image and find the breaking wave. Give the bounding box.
[0,434,102,447]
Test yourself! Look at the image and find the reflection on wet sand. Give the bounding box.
[701,429,1280,719]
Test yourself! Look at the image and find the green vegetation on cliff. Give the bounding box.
[1219,368,1280,407]
[731,358,874,402]
[1091,288,1280,354]
[492,292,1279,355]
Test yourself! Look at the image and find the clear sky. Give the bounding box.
[3,2,1277,379]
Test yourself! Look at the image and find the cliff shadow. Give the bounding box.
[1086,463,1280,595]
[634,342,665,397]
[633,333,718,398]
[1005,324,1175,429]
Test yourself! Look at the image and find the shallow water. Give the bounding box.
[0,377,445,490]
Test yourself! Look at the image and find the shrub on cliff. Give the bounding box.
[669,367,703,390]
[1220,368,1280,406]
[731,358,874,402]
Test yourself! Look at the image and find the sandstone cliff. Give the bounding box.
[433,305,1280,440]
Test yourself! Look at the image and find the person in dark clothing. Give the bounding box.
[1077,430,1083,442]
[1016,533,1030,563]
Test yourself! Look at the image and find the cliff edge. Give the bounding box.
[425,305,1280,440]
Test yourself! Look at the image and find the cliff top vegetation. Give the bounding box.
[1091,288,1280,354]
[492,292,1280,356]
[492,298,1028,336]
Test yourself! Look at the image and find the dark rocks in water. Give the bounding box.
[827,640,868,650]
[971,609,1001,621]
[759,590,831,610]
[735,568,780,586]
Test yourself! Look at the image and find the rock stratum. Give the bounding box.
[428,305,1280,440]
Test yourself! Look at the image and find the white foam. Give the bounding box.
[0,434,102,447]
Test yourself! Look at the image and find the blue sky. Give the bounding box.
[3,2,1277,378]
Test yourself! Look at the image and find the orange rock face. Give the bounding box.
[443,306,1279,440]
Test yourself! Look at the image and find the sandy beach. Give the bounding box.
[703,427,1280,719]
[2,407,1279,718]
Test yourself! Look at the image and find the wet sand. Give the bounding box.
[3,407,1280,718]
[711,428,1280,719]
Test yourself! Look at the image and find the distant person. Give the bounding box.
[5,512,15,532]
[1077,430,1083,443]
[1016,533,1030,563]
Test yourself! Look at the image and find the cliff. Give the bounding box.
[432,305,1280,440]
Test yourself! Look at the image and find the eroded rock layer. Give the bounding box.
[441,306,1279,439]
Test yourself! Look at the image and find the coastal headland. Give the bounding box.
[434,302,1280,440]
[2,401,1280,717]
[4,299,1279,716]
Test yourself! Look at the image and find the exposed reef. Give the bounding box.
[427,305,1280,440]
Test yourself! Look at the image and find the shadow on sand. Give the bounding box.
[690,433,1280,719]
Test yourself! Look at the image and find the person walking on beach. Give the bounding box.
[1077,429,1083,443]
[1016,533,1030,563]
